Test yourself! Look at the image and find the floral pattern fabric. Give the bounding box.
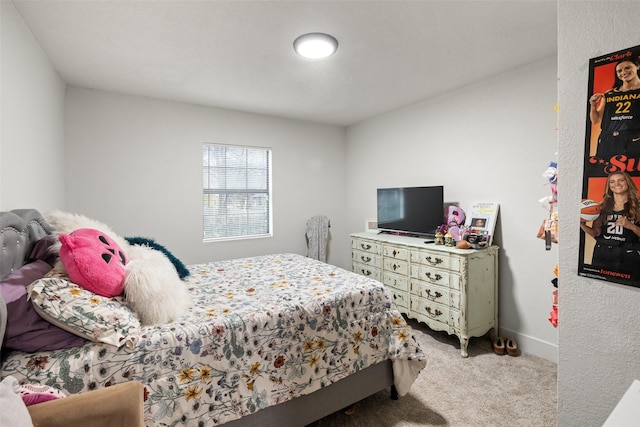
[28,277,140,347]
[2,254,426,426]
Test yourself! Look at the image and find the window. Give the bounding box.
[202,144,272,241]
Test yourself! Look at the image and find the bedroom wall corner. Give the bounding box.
[0,1,66,212]
[345,55,559,363]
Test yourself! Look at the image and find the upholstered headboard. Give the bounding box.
[0,209,52,349]
[0,209,52,280]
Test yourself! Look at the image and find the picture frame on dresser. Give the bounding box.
[364,218,378,233]
[464,201,499,246]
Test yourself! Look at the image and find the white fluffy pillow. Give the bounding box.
[123,244,191,326]
[44,210,130,257]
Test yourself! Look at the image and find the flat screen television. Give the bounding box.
[377,186,444,237]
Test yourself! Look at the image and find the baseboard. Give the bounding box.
[499,327,558,363]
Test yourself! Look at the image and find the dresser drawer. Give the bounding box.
[410,295,449,325]
[383,245,409,260]
[352,238,381,254]
[447,255,462,273]
[382,271,409,313]
[389,289,409,311]
[352,263,381,281]
[352,250,381,268]
[410,279,450,307]
[410,250,464,273]
[411,249,450,269]
[410,265,461,291]
[384,271,409,292]
[449,291,461,310]
[383,258,408,276]
[449,309,460,330]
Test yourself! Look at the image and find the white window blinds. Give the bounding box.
[202,144,272,240]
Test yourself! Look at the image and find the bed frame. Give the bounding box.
[0,209,397,426]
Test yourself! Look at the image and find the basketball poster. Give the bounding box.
[578,44,640,287]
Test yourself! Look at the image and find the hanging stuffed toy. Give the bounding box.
[542,161,558,203]
[539,161,558,210]
[537,161,558,249]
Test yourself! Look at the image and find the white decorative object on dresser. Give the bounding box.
[351,232,499,357]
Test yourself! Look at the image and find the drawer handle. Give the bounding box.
[425,272,443,282]
[392,249,398,256]
[425,256,443,266]
[425,289,442,300]
[425,307,443,318]
[360,269,372,276]
[392,263,401,271]
[360,243,372,250]
[360,255,371,263]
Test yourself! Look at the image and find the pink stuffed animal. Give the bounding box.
[59,228,128,297]
[446,205,466,242]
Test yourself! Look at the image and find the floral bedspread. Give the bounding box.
[2,253,426,426]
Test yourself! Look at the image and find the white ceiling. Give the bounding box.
[12,0,558,126]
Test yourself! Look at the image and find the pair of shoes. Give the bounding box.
[493,337,520,356]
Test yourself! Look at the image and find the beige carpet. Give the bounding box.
[308,318,557,427]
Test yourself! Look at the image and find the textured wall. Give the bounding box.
[558,1,640,425]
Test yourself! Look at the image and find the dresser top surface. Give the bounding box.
[351,232,499,255]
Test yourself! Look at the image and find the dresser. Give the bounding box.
[351,232,498,357]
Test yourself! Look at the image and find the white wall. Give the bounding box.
[0,1,66,211]
[346,55,559,362]
[64,88,348,267]
[558,2,640,425]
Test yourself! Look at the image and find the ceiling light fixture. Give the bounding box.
[293,33,338,59]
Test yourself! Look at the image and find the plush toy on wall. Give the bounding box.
[446,205,466,241]
[539,161,558,211]
[59,228,128,298]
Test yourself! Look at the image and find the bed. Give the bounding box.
[0,209,426,426]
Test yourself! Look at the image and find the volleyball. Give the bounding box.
[580,199,600,221]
